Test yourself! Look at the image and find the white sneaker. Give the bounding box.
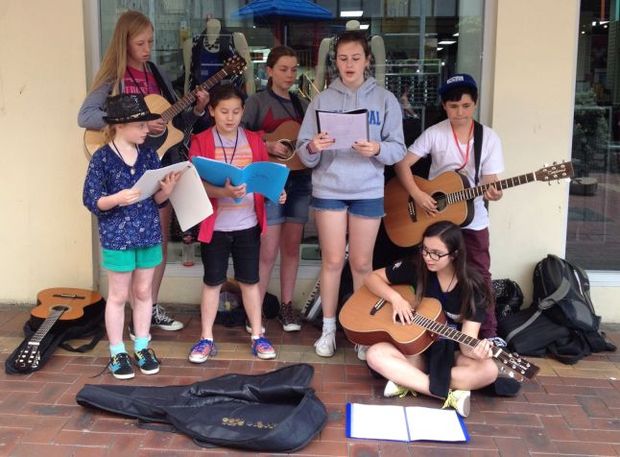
[442,389,471,417]
[314,331,336,357]
[244,320,265,335]
[355,344,368,361]
[383,380,413,398]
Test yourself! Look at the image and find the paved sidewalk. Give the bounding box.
[0,305,619,456]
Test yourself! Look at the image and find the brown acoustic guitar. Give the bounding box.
[339,284,539,381]
[262,120,306,171]
[12,288,103,372]
[383,161,574,247]
[83,55,247,159]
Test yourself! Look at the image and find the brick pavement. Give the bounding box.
[0,305,619,456]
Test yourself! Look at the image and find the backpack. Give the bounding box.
[492,278,524,320]
[498,255,616,364]
[533,254,616,353]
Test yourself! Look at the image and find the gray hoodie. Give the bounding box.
[297,77,405,199]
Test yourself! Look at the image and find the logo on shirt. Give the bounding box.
[368,110,381,126]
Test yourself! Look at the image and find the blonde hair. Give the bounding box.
[90,10,153,95]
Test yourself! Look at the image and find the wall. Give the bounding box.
[490,1,579,298]
[0,1,94,303]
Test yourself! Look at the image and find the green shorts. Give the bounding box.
[102,245,163,272]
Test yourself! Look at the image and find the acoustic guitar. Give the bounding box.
[339,285,539,381]
[384,161,574,247]
[83,55,247,159]
[12,288,103,372]
[262,120,306,171]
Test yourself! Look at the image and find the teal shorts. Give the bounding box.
[102,245,163,272]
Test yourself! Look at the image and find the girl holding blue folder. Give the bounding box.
[188,85,286,363]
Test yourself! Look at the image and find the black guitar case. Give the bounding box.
[76,363,327,453]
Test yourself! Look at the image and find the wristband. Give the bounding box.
[306,143,317,155]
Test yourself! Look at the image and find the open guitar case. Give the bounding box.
[5,296,105,375]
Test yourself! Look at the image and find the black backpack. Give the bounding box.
[498,255,615,364]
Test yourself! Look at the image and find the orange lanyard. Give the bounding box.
[451,121,474,172]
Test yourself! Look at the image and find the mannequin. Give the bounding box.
[185,18,255,95]
[313,20,385,98]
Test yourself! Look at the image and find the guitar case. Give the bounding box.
[76,363,327,453]
[5,297,105,375]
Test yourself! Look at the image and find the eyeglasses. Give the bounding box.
[421,246,452,261]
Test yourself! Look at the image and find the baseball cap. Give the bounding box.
[438,73,478,96]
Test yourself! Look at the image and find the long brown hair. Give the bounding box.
[90,11,153,95]
[266,46,298,88]
[415,221,491,321]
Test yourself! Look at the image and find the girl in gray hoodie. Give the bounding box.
[297,31,406,357]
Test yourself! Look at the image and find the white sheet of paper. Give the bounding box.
[348,404,409,441]
[132,161,192,202]
[405,406,467,442]
[316,109,368,151]
[169,165,213,232]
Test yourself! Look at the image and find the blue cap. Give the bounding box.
[438,73,478,96]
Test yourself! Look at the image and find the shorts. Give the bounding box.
[311,197,384,219]
[200,225,260,286]
[102,245,163,272]
[266,172,312,225]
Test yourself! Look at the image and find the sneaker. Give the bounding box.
[134,348,160,375]
[151,304,184,331]
[189,339,217,363]
[108,352,135,380]
[314,331,336,357]
[278,302,302,332]
[384,380,416,398]
[251,336,277,360]
[442,389,471,417]
[244,320,265,335]
[355,344,368,361]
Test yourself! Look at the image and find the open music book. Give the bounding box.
[132,161,213,232]
[346,403,469,443]
[192,156,289,203]
[315,109,369,151]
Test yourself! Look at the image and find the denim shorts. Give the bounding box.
[266,172,312,225]
[311,197,385,219]
[200,225,260,286]
[102,244,163,272]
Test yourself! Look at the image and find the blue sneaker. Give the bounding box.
[189,339,217,363]
[134,348,160,375]
[108,352,135,380]
[251,336,276,360]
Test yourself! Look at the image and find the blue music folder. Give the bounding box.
[345,403,469,443]
[192,157,290,203]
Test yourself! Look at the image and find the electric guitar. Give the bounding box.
[83,55,247,159]
[383,161,574,247]
[339,285,539,381]
[262,120,306,171]
[12,288,103,372]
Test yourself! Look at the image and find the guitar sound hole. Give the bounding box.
[432,192,447,211]
[51,305,70,312]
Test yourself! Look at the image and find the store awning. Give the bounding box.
[233,0,333,20]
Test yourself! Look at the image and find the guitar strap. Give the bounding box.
[289,92,306,120]
[473,120,483,185]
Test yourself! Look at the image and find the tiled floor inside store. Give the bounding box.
[0,304,619,456]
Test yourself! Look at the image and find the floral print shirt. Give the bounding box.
[83,144,162,250]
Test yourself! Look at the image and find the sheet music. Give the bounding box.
[132,162,192,202]
[315,109,369,151]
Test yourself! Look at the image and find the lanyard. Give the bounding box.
[268,88,300,121]
[215,127,239,164]
[126,64,156,96]
[451,121,474,172]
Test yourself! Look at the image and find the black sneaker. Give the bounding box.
[277,302,302,332]
[108,352,135,380]
[134,348,160,375]
[151,303,184,331]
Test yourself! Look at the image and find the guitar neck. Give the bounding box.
[160,68,229,122]
[29,308,66,344]
[410,312,512,365]
[450,172,537,203]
